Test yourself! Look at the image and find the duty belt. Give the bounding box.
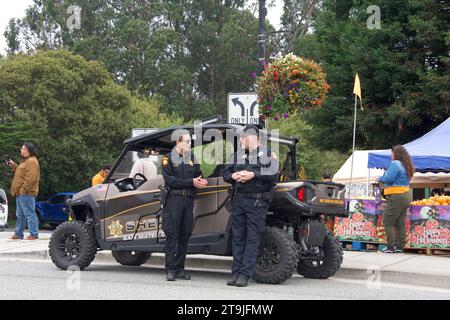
[235,191,273,200]
[170,189,197,198]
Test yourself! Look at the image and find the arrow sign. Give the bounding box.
[250,101,258,117]
[228,93,259,125]
[232,98,246,117]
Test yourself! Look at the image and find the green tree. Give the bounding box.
[292,0,450,152]
[0,50,172,197]
[5,0,269,120]
[280,0,322,53]
[270,114,347,180]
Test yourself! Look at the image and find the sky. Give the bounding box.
[0,0,283,55]
[0,0,34,54]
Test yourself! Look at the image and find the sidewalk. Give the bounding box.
[1,230,449,278]
[0,230,51,255]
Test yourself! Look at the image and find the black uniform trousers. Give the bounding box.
[231,194,269,279]
[162,194,194,273]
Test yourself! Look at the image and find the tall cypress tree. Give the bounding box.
[293,0,449,152]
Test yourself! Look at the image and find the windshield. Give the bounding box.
[110,149,163,181]
[108,126,295,182]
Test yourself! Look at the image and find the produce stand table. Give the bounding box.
[409,204,450,249]
[331,197,450,250]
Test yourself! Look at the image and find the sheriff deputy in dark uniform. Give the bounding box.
[223,124,279,287]
[162,132,208,281]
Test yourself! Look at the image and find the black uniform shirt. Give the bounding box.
[223,147,279,193]
[162,151,202,190]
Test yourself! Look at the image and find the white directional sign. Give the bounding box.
[227,93,259,125]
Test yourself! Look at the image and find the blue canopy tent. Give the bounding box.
[368,117,450,172]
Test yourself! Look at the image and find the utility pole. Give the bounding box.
[258,0,267,75]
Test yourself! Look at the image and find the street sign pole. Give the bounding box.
[349,95,358,198]
[258,0,266,75]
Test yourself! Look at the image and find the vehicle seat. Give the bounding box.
[129,158,157,181]
[140,175,165,190]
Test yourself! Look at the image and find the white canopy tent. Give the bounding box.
[333,150,385,197]
[334,150,450,194]
[333,150,385,184]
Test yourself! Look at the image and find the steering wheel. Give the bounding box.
[133,173,148,189]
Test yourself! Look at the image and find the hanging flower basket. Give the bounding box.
[258,53,329,122]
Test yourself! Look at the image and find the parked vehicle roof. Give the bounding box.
[124,123,298,149]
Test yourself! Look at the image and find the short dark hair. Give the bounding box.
[242,124,260,136]
[23,142,37,157]
[322,171,332,180]
[101,164,111,171]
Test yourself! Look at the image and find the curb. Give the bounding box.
[2,250,450,290]
[0,250,233,270]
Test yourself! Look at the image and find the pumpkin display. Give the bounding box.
[410,195,450,206]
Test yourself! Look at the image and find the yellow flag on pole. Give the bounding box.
[353,73,363,110]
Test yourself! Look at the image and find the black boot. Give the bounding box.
[175,270,191,280]
[227,274,239,286]
[166,272,176,281]
[234,275,248,287]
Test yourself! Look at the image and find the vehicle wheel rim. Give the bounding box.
[57,232,82,262]
[256,242,280,273]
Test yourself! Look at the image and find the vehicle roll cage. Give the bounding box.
[107,117,299,182]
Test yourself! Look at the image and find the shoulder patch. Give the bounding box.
[162,156,169,167]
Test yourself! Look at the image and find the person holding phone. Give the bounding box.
[6,143,41,241]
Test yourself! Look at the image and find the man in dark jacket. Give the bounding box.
[223,125,279,287]
[162,131,208,281]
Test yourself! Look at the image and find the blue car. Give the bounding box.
[35,192,75,228]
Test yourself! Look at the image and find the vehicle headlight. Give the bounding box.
[0,205,5,217]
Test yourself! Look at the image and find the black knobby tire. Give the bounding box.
[112,251,152,266]
[297,230,343,279]
[49,221,97,270]
[253,227,299,284]
[50,223,59,230]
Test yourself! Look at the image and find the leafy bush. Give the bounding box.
[0,50,179,199]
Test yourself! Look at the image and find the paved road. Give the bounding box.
[1,257,449,300]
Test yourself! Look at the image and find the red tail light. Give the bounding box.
[297,187,305,201]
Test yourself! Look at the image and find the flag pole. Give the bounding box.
[349,94,358,198]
